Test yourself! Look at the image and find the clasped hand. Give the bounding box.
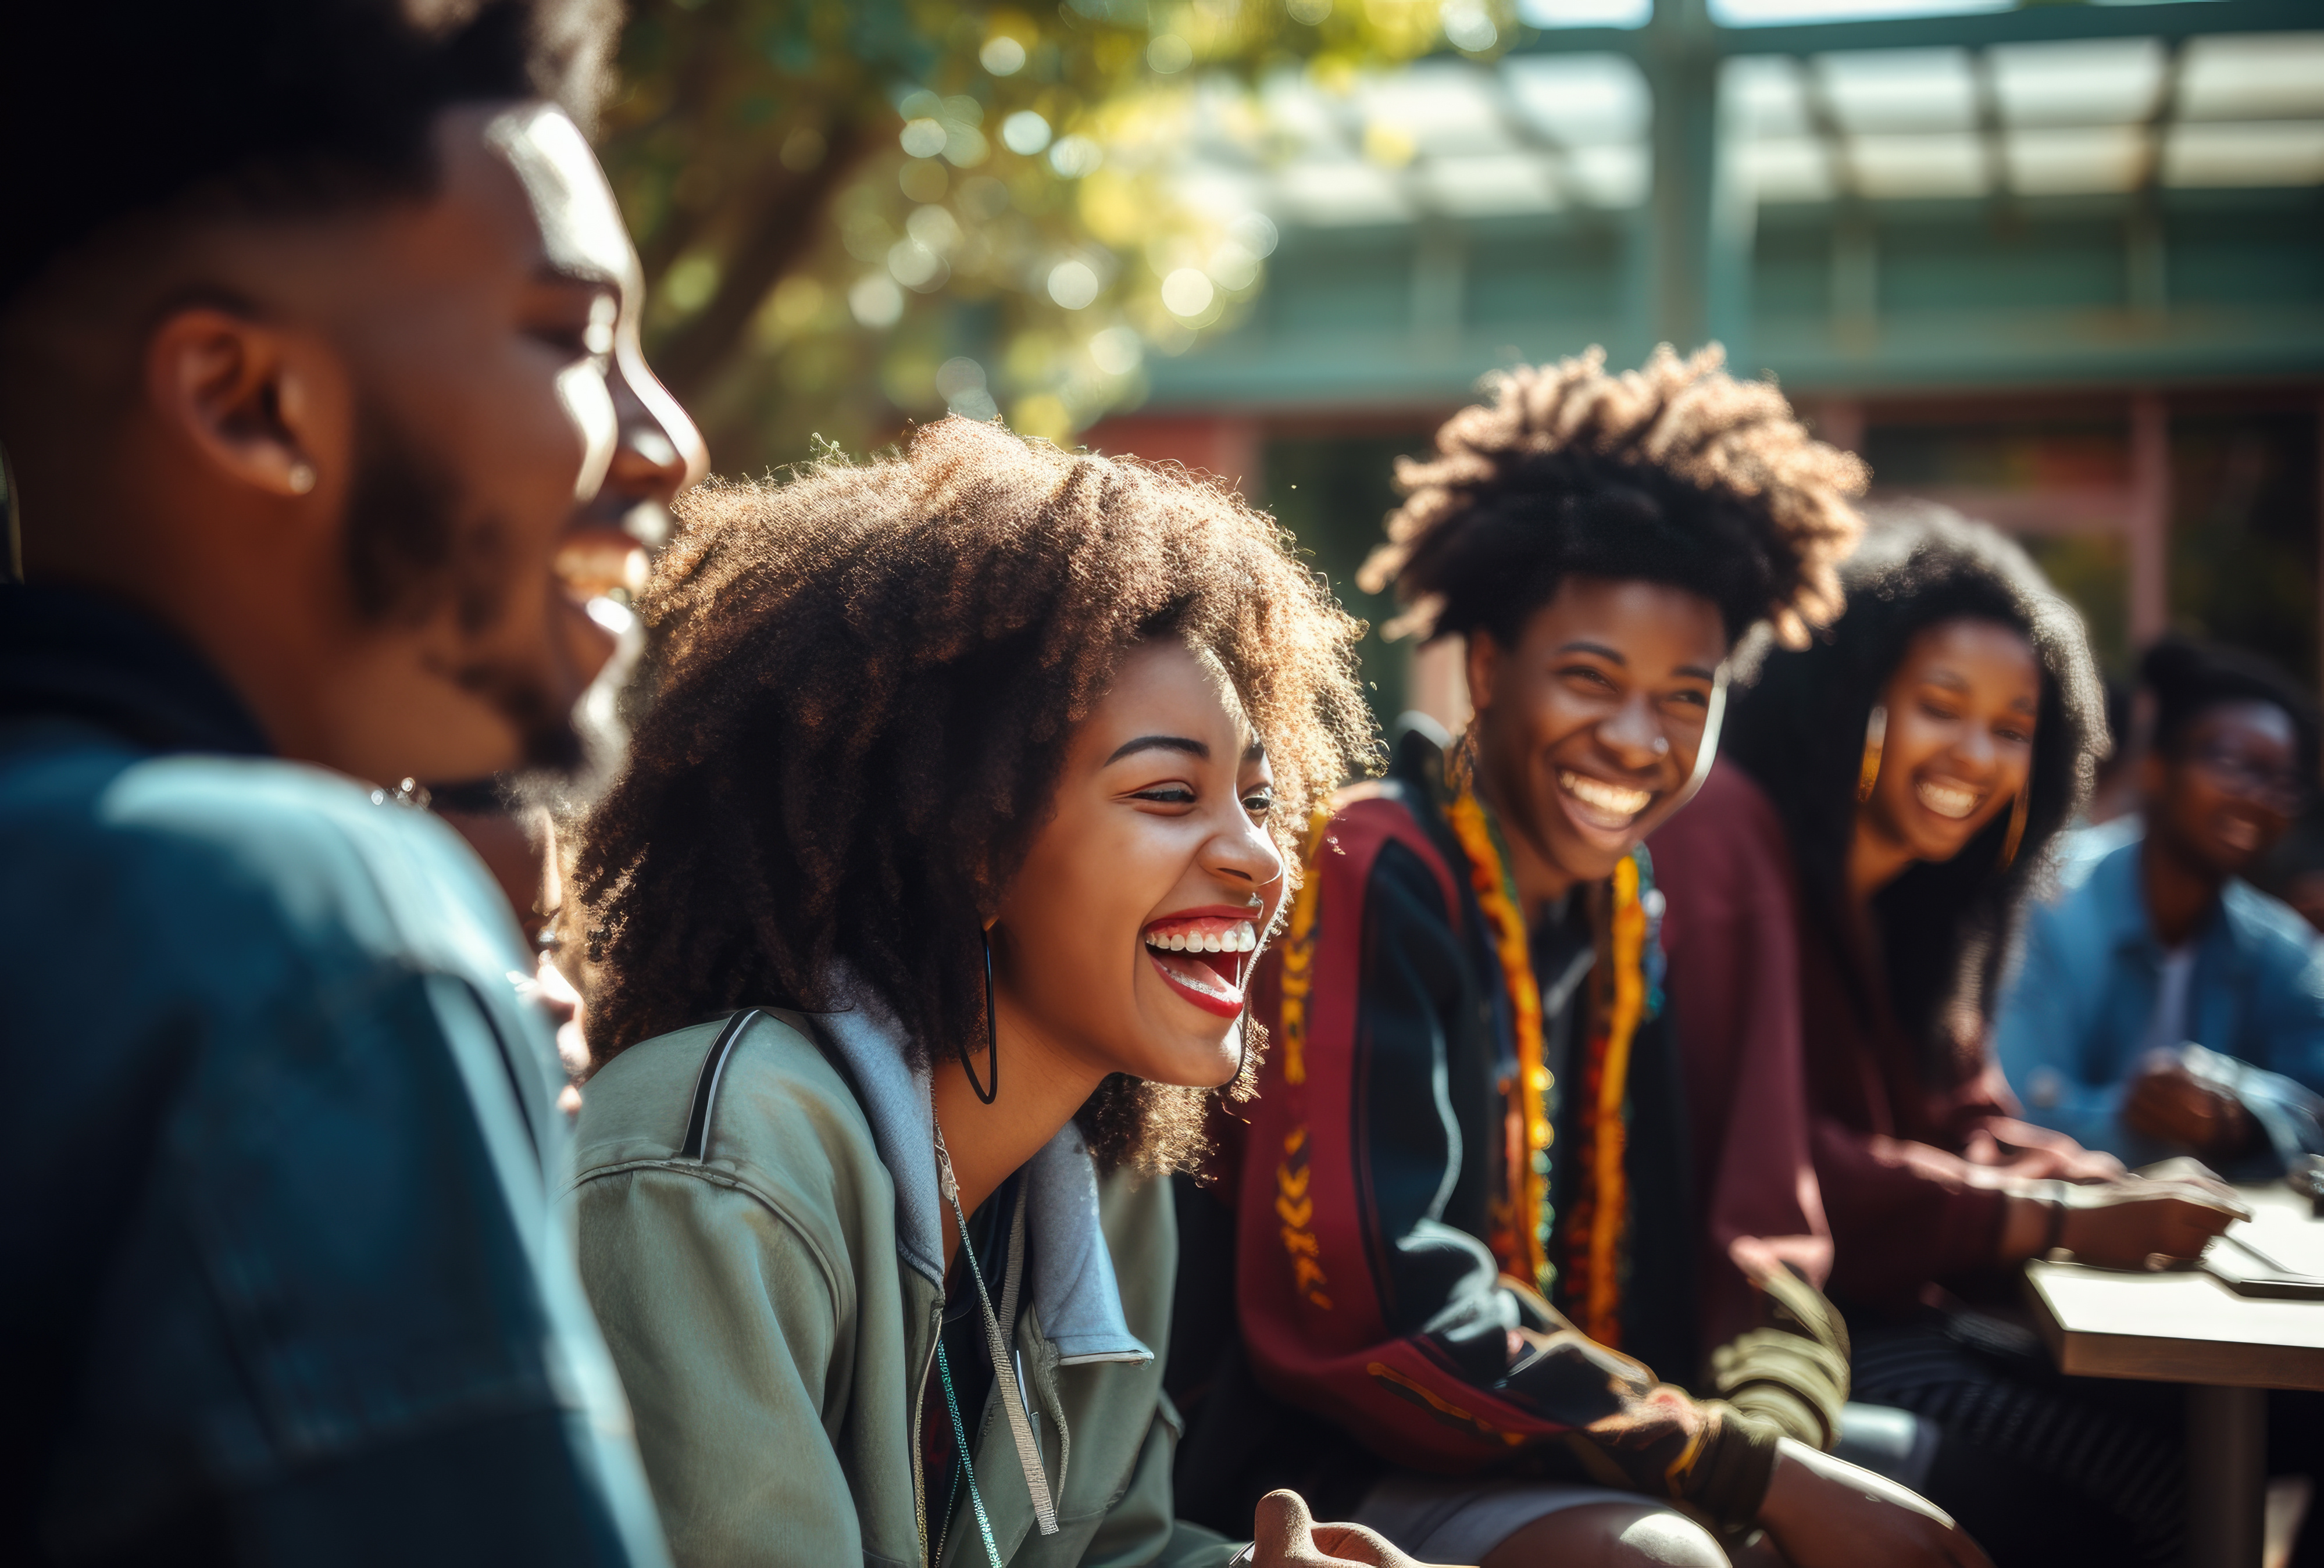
[1243,1491,1461,1568]
[2030,1156,2248,1269]
[2123,1050,2264,1160]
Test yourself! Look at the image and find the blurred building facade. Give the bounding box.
[1087,0,2324,727]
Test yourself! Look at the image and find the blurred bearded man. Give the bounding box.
[0,2,705,1563]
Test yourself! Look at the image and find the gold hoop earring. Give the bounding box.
[1856,704,1887,805]
[1998,784,2030,870]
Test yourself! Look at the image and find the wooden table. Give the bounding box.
[2025,1184,2324,1568]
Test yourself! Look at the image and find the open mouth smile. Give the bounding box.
[1557,769,1652,832]
[1914,778,1983,820]
[1143,913,1259,1019]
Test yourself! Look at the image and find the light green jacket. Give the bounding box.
[568,1005,1241,1568]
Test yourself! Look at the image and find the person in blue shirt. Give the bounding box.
[1997,637,2324,1167]
[0,1,706,1561]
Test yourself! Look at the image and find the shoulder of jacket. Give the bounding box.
[1320,782,1440,867]
[1313,783,1468,917]
[1650,760,1790,891]
[573,1012,889,1213]
[2221,880,2322,966]
[2,749,521,1012]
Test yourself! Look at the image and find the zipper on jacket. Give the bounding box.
[913,1298,943,1567]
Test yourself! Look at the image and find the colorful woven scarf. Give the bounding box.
[1443,745,1653,1346]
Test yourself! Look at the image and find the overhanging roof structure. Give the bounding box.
[1140,0,2324,408]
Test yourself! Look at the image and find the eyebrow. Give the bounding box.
[1557,640,1626,664]
[1559,641,1718,683]
[1106,735,1209,765]
[1920,668,2037,713]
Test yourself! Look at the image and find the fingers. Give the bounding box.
[1308,1521,1421,1567]
[1252,1491,1319,1567]
[2158,1190,2250,1226]
[1251,1493,1431,1568]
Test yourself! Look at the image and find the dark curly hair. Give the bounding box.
[1359,345,1867,652]
[1720,503,2108,1080]
[0,0,620,310]
[577,417,1377,1174]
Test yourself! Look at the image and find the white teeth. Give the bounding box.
[1145,920,1261,954]
[1558,770,1651,817]
[1915,780,1980,820]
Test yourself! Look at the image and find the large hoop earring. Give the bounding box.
[965,924,999,1105]
[1856,704,1887,805]
[1998,783,2030,870]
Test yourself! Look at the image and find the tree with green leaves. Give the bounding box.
[601,0,1510,472]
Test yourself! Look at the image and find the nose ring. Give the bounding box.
[1652,737,1670,756]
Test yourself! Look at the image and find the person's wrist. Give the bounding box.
[2000,1184,2072,1260]
[2000,1192,2046,1259]
[2056,1196,2100,1259]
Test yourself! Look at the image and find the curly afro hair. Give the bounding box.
[576,417,1378,1175]
[1359,345,1866,653]
[1720,502,2108,1080]
[1,0,620,311]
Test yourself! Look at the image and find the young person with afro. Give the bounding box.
[1652,509,2248,1566]
[1175,349,1988,1567]
[1999,636,2324,1169]
[0,0,702,1560]
[566,417,1426,1568]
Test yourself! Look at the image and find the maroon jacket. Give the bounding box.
[1645,761,1834,1343]
[1655,762,2102,1310]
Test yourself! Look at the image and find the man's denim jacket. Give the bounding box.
[1995,826,2324,1163]
[0,585,666,1565]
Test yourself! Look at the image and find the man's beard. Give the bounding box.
[341,405,584,776]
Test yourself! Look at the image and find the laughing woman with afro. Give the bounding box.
[561,417,1439,1568]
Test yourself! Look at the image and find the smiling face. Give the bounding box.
[2147,699,2301,878]
[308,102,706,777]
[1857,617,2042,868]
[991,638,1286,1091]
[1466,575,1728,897]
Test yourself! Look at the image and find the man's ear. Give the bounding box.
[145,308,331,501]
[1465,630,1502,716]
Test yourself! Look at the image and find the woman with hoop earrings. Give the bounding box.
[1651,505,2245,1566]
[560,419,1426,1568]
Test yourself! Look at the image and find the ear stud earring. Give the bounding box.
[287,462,317,495]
